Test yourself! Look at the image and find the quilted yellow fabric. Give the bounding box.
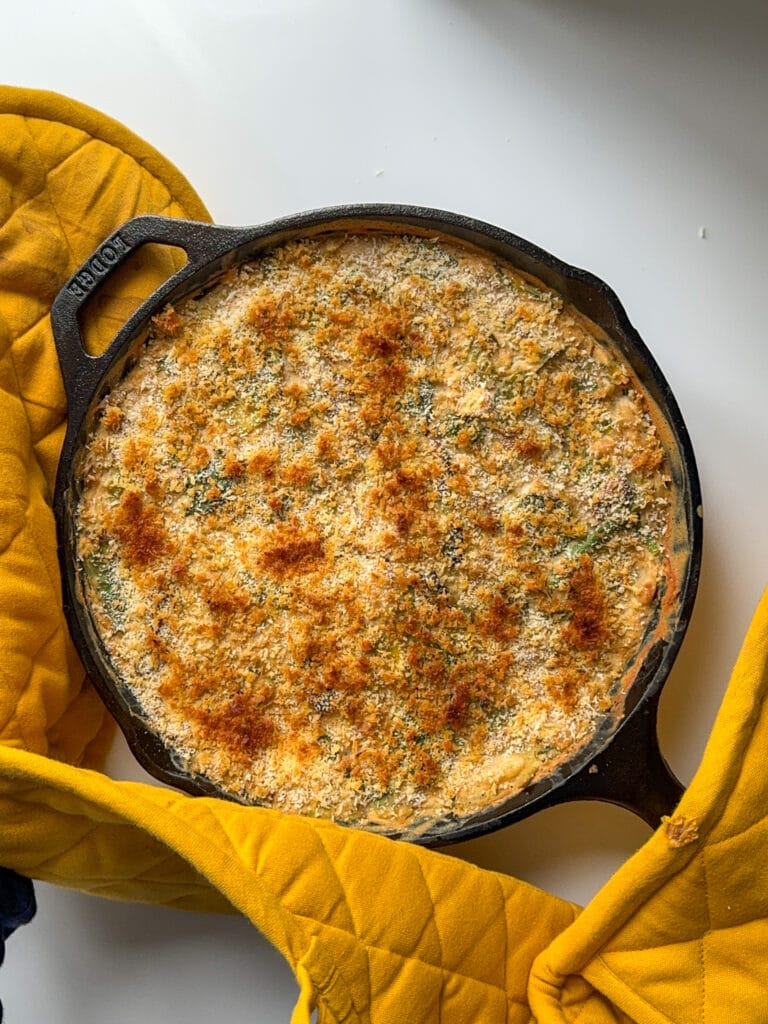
[1,85,767,1023]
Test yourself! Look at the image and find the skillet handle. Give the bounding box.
[553,688,685,828]
[50,216,247,404]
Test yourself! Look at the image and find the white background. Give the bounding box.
[2,1,767,1021]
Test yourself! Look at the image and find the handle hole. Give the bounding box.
[451,801,651,903]
[77,243,188,357]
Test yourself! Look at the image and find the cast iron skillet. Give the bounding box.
[51,205,702,846]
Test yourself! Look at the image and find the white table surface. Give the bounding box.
[2,1,767,1021]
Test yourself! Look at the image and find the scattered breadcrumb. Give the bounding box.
[663,814,699,848]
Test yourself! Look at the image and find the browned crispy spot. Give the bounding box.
[190,444,211,471]
[386,463,436,495]
[374,359,407,395]
[101,405,123,431]
[223,455,246,478]
[468,506,499,532]
[260,524,325,578]
[563,556,607,649]
[544,666,586,713]
[478,592,519,643]
[205,583,251,616]
[375,438,405,469]
[357,312,409,359]
[395,509,414,535]
[247,446,279,478]
[289,408,312,428]
[246,295,295,342]
[122,436,149,472]
[169,553,189,580]
[163,381,184,403]
[283,381,307,401]
[315,431,337,462]
[145,629,169,659]
[152,305,183,336]
[413,750,440,787]
[111,490,170,567]
[280,454,316,487]
[632,446,664,472]
[196,694,276,755]
[444,681,471,727]
[516,436,543,459]
[143,469,163,499]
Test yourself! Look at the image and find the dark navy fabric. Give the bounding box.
[0,868,36,1024]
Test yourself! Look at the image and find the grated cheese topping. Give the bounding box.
[75,231,672,833]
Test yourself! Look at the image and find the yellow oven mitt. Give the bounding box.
[1,85,767,1023]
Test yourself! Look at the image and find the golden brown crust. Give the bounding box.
[110,490,170,567]
[562,557,607,652]
[75,230,673,831]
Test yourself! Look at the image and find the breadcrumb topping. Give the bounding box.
[76,231,672,832]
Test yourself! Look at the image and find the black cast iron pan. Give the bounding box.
[51,205,702,846]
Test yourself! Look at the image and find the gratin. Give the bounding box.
[75,231,672,832]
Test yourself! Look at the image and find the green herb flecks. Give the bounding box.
[186,462,236,517]
[442,413,487,447]
[564,517,629,557]
[399,378,435,427]
[442,524,465,567]
[82,546,125,624]
[643,535,661,557]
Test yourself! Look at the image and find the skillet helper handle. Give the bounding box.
[556,688,685,827]
[50,216,246,403]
